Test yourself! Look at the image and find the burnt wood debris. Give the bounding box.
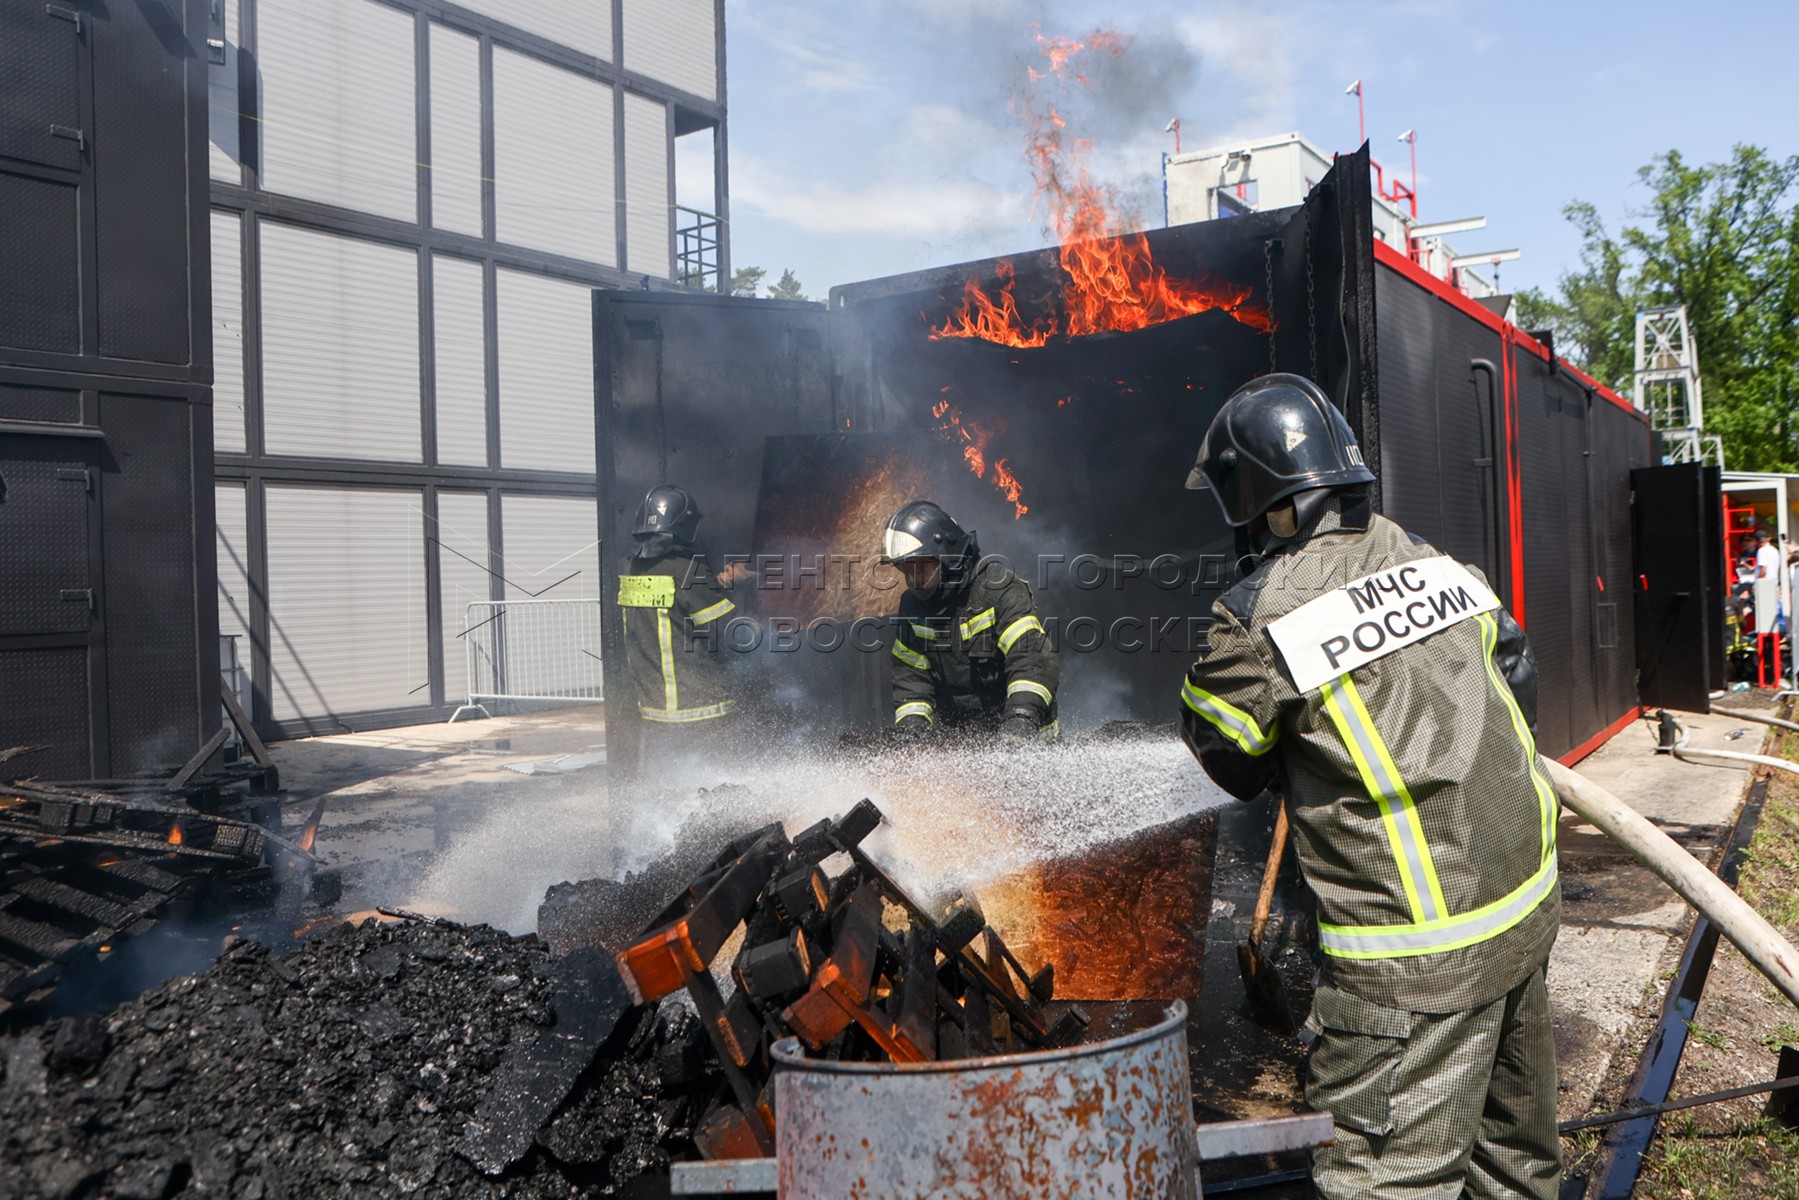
[0,799,1088,1195]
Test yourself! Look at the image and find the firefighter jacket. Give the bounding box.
[1180,500,1557,1012]
[890,560,1060,733]
[617,547,738,724]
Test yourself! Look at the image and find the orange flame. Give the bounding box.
[930,27,1270,351]
[298,820,320,855]
[931,259,1053,349]
[167,821,184,846]
[931,397,1028,519]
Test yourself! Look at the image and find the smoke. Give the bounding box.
[405,731,1228,934]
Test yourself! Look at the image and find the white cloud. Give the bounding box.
[1173,6,1301,147]
[731,153,1030,240]
[729,2,874,95]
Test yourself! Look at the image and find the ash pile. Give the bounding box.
[0,798,1089,1196]
[0,917,713,1199]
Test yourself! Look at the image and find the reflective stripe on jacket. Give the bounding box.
[618,549,737,724]
[1179,504,1558,1012]
[891,560,1060,733]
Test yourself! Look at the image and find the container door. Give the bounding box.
[593,293,834,777]
[1632,462,1723,712]
[0,433,99,776]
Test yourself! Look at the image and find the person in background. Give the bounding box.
[1754,527,1784,682]
[883,500,1060,742]
[617,486,749,749]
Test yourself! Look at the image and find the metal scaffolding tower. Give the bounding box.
[1634,305,1724,467]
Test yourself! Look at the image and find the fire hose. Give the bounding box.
[1657,709,1799,777]
[1541,756,1799,1009]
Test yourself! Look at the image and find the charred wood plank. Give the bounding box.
[12,877,136,928]
[684,963,774,1154]
[456,945,631,1176]
[616,830,787,1005]
[894,928,937,1060]
[0,912,76,962]
[97,859,184,894]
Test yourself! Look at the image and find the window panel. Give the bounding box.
[265,485,429,723]
[622,92,670,279]
[211,211,246,453]
[495,268,594,474]
[428,23,483,237]
[261,222,421,462]
[257,0,417,221]
[493,48,615,266]
[433,255,487,466]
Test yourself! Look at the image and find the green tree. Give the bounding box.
[729,265,767,297]
[766,268,809,302]
[1521,146,1799,471]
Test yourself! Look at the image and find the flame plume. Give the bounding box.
[931,27,1271,350]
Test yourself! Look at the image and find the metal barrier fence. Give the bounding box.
[450,599,604,722]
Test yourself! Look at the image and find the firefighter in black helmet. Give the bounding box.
[883,500,1059,741]
[1179,374,1559,1198]
[617,485,745,733]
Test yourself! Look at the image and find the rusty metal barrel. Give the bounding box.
[771,1000,1199,1199]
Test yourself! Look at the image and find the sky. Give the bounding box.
[690,0,1799,300]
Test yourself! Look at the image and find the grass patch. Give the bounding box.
[1637,1118,1799,1200]
[1630,721,1799,1199]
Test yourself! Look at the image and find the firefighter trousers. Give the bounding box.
[1305,965,1559,1200]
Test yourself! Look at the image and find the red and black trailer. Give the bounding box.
[594,148,1702,777]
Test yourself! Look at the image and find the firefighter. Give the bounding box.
[1179,375,1559,1199]
[883,500,1059,741]
[617,486,745,740]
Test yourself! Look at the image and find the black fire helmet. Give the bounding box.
[881,500,979,595]
[1186,373,1375,527]
[633,485,702,546]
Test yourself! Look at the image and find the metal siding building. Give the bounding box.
[206,0,729,737]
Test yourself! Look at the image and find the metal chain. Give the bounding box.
[1304,220,1319,382]
[1263,238,1278,373]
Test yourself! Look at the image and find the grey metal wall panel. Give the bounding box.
[100,393,200,773]
[622,0,718,102]
[495,268,595,473]
[0,446,90,636]
[432,489,491,701]
[260,221,421,462]
[0,649,90,778]
[428,23,484,238]
[208,0,241,182]
[0,172,81,355]
[622,91,671,280]
[432,254,488,466]
[257,0,417,223]
[492,48,615,266]
[0,385,81,424]
[265,485,429,724]
[500,493,601,601]
[0,4,82,172]
[215,481,252,718]
[448,0,611,63]
[212,211,247,453]
[92,0,195,365]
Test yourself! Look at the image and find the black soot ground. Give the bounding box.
[0,919,713,1200]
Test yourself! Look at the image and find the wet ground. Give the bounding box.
[261,700,1768,1193]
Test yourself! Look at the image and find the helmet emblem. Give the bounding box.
[1284,429,1308,451]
